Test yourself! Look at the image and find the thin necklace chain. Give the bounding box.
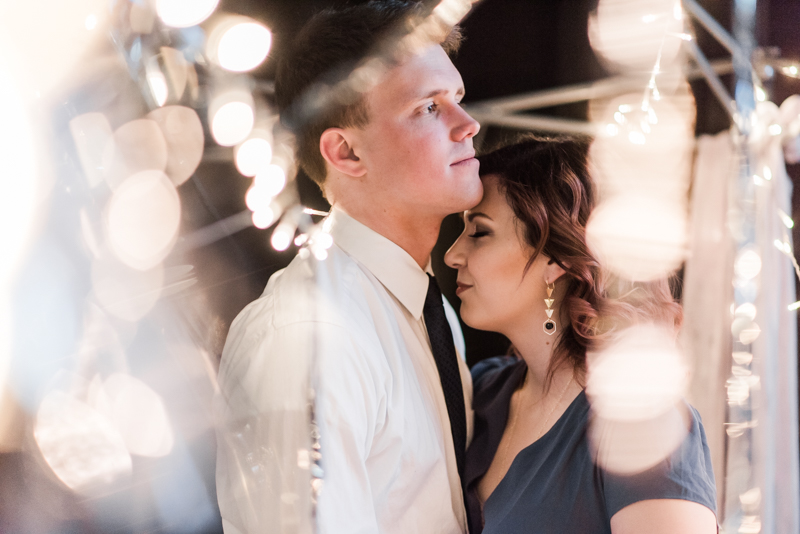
[491,371,574,491]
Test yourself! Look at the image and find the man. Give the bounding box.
[215,2,481,532]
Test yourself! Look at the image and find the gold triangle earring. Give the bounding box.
[543,281,556,336]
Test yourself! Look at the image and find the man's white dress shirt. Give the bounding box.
[216,206,473,534]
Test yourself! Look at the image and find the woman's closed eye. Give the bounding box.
[468,229,490,238]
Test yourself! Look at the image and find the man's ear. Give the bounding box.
[319,128,366,178]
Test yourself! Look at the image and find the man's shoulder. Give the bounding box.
[231,244,382,337]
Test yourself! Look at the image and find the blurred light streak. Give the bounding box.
[235,135,273,177]
[210,94,255,147]
[34,390,132,492]
[208,18,272,73]
[156,0,219,28]
[96,373,174,457]
[178,210,254,251]
[146,67,169,107]
[107,170,181,271]
[147,106,205,186]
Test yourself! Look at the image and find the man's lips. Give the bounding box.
[455,282,473,296]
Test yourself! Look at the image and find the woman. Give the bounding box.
[444,137,717,533]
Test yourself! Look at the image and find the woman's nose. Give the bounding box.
[444,235,466,269]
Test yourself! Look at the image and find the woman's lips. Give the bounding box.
[455,282,472,297]
[451,157,478,168]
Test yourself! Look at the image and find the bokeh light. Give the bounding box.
[102,119,168,190]
[146,67,169,107]
[589,0,684,70]
[235,135,273,177]
[106,170,181,271]
[255,164,287,197]
[586,194,687,281]
[156,0,219,28]
[735,248,762,280]
[271,222,294,251]
[95,374,174,458]
[209,18,273,73]
[147,105,205,186]
[587,323,688,421]
[34,390,132,492]
[252,207,277,229]
[210,93,255,147]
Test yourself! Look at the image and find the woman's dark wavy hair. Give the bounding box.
[477,135,682,387]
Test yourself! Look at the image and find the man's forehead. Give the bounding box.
[376,44,464,101]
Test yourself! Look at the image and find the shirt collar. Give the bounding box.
[328,206,431,320]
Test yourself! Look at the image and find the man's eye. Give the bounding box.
[424,103,438,114]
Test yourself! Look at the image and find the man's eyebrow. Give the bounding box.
[467,212,492,222]
[416,87,465,100]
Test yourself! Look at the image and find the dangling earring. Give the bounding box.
[543,281,556,336]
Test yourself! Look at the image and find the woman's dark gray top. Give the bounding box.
[464,356,716,534]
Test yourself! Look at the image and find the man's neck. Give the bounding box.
[334,203,442,269]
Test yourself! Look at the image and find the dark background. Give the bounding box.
[185,0,800,368]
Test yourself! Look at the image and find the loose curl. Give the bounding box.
[477,136,681,388]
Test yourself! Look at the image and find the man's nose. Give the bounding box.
[451,105,480,142]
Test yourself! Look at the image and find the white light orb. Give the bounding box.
[586,194,687,281]
[587,324,687,422]
[156,0,219,28]
[235,136,273,177]
[255,164,287,197]
[216,22,272,72]
[252,207,276,229]
[211,100,254,147]
[106,170,181,271]
[735,248,762,280]
[271,224,293,251]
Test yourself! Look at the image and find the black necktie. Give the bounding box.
[423,273,467,479]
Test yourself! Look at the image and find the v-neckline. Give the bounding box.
[480,363,586,508]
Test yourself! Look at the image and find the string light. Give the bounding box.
[156,0,219,28]
[209,19,273,73]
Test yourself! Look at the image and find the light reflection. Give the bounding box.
[271,222,295,251]
[252,207,276,229]
[69,112,113,188]
[146,67,169,107]
[156,0,219,28]
[107,170,181,271]
[34,391,132,492]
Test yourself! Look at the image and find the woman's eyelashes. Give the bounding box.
[468,227,490,238]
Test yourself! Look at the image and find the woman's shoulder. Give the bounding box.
[470,356,524,404]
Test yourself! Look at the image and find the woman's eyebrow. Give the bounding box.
[467,212,493,222]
